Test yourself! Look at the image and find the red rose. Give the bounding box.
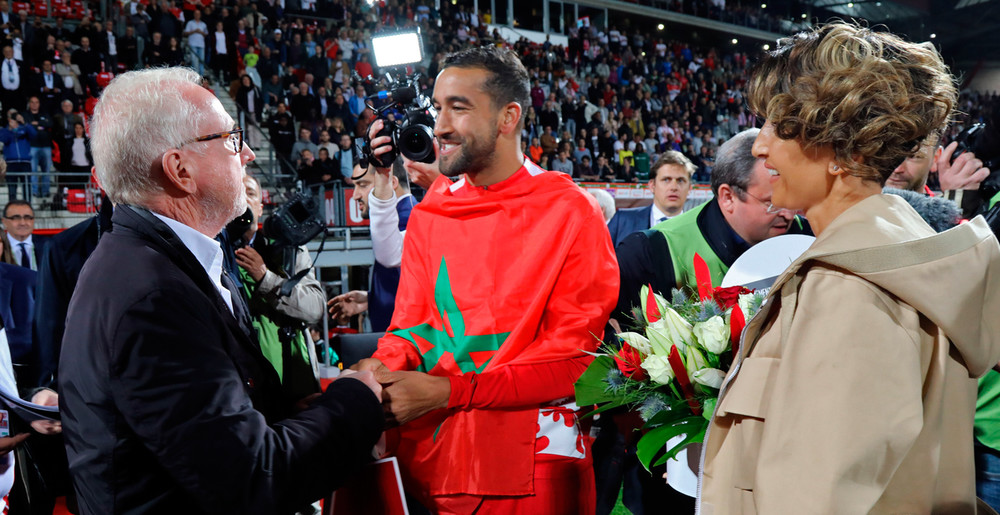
[712,286,752,310]
[614,344,648,382]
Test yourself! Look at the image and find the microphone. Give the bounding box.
[369,86,417,105]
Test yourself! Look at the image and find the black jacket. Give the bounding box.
[59,205,384,514]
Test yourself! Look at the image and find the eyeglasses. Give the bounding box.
[3,214,33,221]
[734,186,787,215]
[179,127,244,154]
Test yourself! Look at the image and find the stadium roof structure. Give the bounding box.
[784,0,999,64]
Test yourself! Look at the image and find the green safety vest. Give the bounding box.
[648,201,729,292]
[238,267,316,398]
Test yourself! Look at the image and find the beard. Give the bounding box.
[202,173,248,232]
[439,126,499,178]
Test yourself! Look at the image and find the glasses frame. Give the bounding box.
[3,214,34,221]
[180,127,244,155]
[732,185,786,215]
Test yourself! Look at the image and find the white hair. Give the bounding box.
[588,188,616,223]
[91,67,213,206]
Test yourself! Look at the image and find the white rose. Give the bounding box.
[693,316,730,354]
[692,368,726,389]
[619,332,652,355]
[641,354,675,385]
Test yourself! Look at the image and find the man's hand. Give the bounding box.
[378,371,450,426]
[402,157,441,190]
[235,247,267,282]
[367,119,396,174]
[938,141,990,191]
[0,433,28,455]
[338,369,383,401]
[328,290,368,324]
[30,389,61,435]
[350,357,388,374]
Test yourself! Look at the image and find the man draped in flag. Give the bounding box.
[355,46,619,513]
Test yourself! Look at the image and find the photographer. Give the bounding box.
[0,109,36,200]
[328,158,417,332]
[235,175,326,399]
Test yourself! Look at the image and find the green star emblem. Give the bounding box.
[391,258,510,374]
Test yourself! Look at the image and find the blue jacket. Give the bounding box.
[607,205,652,248]
[369,194,418,332]
[0,262,36,363]
[0,124,37,163]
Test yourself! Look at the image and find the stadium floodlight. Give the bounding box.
[372,29,424,68]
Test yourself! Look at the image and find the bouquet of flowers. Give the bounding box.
[575,254,765,471]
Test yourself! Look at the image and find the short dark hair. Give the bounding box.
[391,157,410,192]
[650,151,695,181]
[710,128,760,196]
[4,199,32,217]
[441,45,530,129]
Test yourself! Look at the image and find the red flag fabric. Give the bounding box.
[372,162,619,500]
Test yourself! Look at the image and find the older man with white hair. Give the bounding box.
[58,68,384,515]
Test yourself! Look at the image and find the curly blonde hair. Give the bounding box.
[747,22,957,184]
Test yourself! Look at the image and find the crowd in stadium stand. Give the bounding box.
[0,0,995,198]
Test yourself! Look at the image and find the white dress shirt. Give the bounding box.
[1,58,18,91]
[9,234,33,269]
[650,204,672,228]
[151,213,233,315]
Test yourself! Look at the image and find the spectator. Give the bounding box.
[576,155,597,181]
[66,122,92,186]
[0,46,23,115]
[234,74,263,148]
[0,110,35,200]
[23,96,53,201]
[209,21,232,84]
[164,36,184,67]
[291,127,318,162]
[2,199,48,272]
[572,138,593,163]
[551,150,574,175]
[540,125,558,156]
[183,9,208,75]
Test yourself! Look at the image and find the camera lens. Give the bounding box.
[399,125,435,163]
[398,111,437,164]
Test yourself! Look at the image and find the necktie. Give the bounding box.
[18,243,29,269]
[657,216,667,224]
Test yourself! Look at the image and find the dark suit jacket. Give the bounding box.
[34,197,112,388]
[0,262,35,364]
[607,204,652,248]
[59,205,384,515]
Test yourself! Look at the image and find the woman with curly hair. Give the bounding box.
[699,22,1000,513]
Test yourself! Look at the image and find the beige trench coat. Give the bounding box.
[699,195,1000,514]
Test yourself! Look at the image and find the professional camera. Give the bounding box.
[359,29,436,169]
[263,192,325,248]
[954,104,1000,203]
[362,74,437,168]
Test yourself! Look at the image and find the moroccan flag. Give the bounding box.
[373,162,619,499]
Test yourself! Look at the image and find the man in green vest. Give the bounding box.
[596,128,811,515]
[234,175,325,401]
[613,128,811,323]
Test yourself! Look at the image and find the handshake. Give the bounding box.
[336,358,450,426]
